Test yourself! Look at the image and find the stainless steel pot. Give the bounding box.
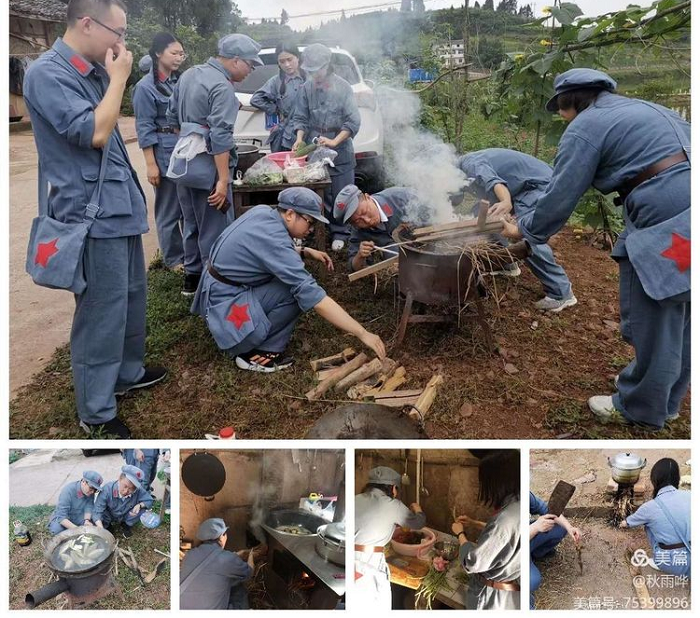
[264,509,327,536]
[315,522,345,566]
[608,452,647,485]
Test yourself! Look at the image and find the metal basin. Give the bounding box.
[45,526,116,576]
[264,510,327,536]
[305,404,427,439]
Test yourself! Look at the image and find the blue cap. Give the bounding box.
[82,470,103,491]
[278,187,330,224]
[333,184,363,223]
[301,44,332,73]
[368,466,402,487]
[217,34,263,66]
[138,54,152,73]
[121,465,145,490]
[545,68,617,112]
[197,517,228,541]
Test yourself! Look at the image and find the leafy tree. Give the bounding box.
[496,0,518,14]
[280,9,289,26]
[483,0,495,10]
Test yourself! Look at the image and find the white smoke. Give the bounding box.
[376,85,468,224]
[247,482,279,544]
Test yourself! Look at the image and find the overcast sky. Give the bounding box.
[237,0,642,30]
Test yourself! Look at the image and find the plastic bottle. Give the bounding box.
[204,426,237,440]
[13,520,31,547]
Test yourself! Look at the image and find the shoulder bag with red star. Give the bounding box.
[26,134,113,294]
[625,208,690,301]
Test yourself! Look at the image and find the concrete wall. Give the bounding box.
[355,449,507,534]
[180,449,344,550]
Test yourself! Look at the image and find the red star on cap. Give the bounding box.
[661,233,690,272]
[381,203,394,216]
[227,303,251,329]
[35,238,59,268]
[337,202,345,210]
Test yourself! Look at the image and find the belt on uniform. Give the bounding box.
[614,150,688,205]
[658,542,687,550]
[354,544,385,553]
[208,264,243,287]
[155,126,178,134]
[478,575,520,592]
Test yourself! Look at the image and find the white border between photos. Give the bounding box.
[1,4,698,618]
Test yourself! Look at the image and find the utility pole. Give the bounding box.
[462,1,470,67]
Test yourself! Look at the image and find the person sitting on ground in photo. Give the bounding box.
[191,187,386,373]
[180,518,255,610]
[620,458,691,578]
[529,491,582,609]
[333,184,432,273]
[122,448,159,494]
[452,450,521,610]
[48,471,103,535]
[250,42,306,153]
[355,466,426,609]
[458,149,577,312]
[93,465,153,538]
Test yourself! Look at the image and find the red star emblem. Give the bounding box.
[70,55,89,74]
[35,238,59,268]
[337,202,345,210]
[226,303,251,329]
[661,233,690,272]
[381,203,394,216]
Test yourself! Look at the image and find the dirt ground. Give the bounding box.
[8,505,170,610]
[531,449,691,611]
[9,229,691,439]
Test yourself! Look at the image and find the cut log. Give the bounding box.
[366,366,407,397]
[348,256,398,282]
[315,367,338,381]
[347,383,375,400]
[336,358,396,392]
[374,389,424,400]
[408,375,444,421]
[477,200,489,231]
[305,353,368,400]
[373,395,419,408]
[413,217,500,237]
[414,221,504,244]
[310,347,356,371]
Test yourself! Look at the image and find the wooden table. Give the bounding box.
[232,178,332,249]
[385,528,467,609]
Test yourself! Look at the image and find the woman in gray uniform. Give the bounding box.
[452,450,521,609]
[355,466,426,609]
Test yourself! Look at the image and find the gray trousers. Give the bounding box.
[225,280,302,357]
[153,177,184,268]
[525,243,573,300]
[613,259,690,427]
[323,163,354,242]
[71,236,146,424]
[177,185,233,275]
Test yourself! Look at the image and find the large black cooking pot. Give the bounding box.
[305,404,427,439]
[235,144,264,175]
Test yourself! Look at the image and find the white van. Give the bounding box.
[233,46,385,192]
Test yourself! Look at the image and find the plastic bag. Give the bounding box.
[308,146,338,166]
[302,161,329,182]
[243,157,285,186]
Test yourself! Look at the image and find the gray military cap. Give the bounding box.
[138,54,152,73]
[217,34,263,66]
[368,466,402,487]
[333,184,363,223]
[197,517,229,541]
[301,44,332,73]
[545,68,617,112]
[82,470,103,491]
[278,187,330,224]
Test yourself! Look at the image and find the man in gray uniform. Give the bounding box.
[167,34,263,295]
[93,464,153,538]
[192,187,385,372]
[355,466,426,609]
[180,518,255,610]
[22,0,167,439]
[48,470,103,535]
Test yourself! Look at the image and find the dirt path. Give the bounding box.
[9,119,159,396]
[531,449,691,611]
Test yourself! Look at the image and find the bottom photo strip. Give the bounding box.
[6,446,691,613]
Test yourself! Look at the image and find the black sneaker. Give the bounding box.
[115,367,168,396]
[121,523,134,539]
[181,272,201,296]
[80,417,132,439]
[235,350,294,373]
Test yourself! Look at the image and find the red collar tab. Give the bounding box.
[69,54,92,76]
[112,485,119,498]
[77,487,84,498]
